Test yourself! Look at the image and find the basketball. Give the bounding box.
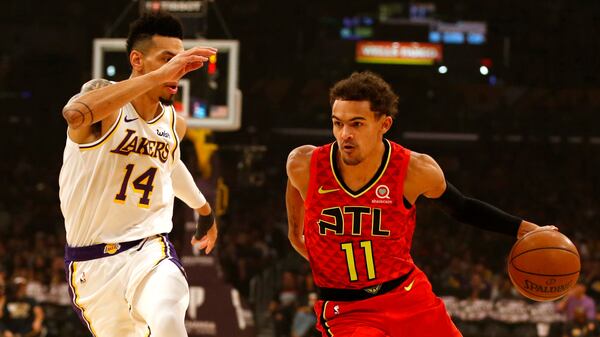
[507,229,580,301]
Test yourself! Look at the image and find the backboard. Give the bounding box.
[93,38,241,131]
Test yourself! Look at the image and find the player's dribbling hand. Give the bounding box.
[517,221,558,239]
[191,222,218,255]
[154,47,217,84]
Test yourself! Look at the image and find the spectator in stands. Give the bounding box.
[439,257,468,297]
[269,271,299,337]
[557,283,597,321]
[563,307,597,337]
[556,283,597,335]
[490,275,519,301]
[583,260,600,304]
[468,273,491,300]
[291,292,318,337]
[291,273,318,337]
[3,277,44,337]
[0,280,14,337]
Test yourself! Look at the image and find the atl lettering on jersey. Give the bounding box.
[304,140,417,289]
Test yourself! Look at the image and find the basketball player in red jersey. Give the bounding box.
[286,72,557,337]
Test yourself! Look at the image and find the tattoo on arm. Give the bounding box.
[81,78,112,93]
[64,79,111,127]
[73,100,95,124]
[62,107,86,129]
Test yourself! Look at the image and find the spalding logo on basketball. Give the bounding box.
[507,229,580,301]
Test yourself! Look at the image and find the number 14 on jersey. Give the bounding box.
[114,164,158,208]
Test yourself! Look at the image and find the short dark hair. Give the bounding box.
[329,71,399,118]
[126,11,184,55]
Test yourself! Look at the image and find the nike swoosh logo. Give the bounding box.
[404,279,415,292]
[124,116,139,123]
[318,186,340,194]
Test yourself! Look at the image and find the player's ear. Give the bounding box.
[381,115,393,134]
[130,50,144,73]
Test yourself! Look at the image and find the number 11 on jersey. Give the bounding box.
[341,240,376,282]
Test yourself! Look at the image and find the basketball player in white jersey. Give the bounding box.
[59,12,217,337]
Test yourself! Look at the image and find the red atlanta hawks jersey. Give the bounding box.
[304,139,416,289]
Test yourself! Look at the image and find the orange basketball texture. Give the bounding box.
[507,229,580,301]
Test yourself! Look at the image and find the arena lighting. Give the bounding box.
[106,65,116,77]
[480,65,489,75]
[438,65,448,74]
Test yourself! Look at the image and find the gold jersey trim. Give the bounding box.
[68,262,99,336]
[329,139,391,198]
[147,103,166,125]
[320,301,334,337]
[170,106,179,162]
[79,109,123,150]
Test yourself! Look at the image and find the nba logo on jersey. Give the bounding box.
[104,243,121,255]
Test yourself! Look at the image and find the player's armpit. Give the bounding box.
[286,179,309,260]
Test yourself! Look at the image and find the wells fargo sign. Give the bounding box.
[356,41,443,65]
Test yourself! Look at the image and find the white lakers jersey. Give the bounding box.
[59,103,181,246]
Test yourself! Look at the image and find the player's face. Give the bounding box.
[331,100,392,166]
[135,35,184,104]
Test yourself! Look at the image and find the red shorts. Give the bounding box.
[314,267,462,337]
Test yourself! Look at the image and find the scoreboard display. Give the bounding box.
[139,0,208,17]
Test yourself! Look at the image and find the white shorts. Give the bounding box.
[64,234,187,337]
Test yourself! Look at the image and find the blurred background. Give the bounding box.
[1,1,599,337]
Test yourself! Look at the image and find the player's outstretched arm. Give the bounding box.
[286,145,315,260]
[408,152,554,238]
[62,47,216,131]
[63,78,115,144]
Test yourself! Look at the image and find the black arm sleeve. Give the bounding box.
[432,182,522,236]
[194,211,215,239]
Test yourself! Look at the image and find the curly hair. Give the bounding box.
[329,71,399,118]
[126,11,183,55]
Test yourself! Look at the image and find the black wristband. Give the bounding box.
[194,212,215,239]
[433,182,522,236]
